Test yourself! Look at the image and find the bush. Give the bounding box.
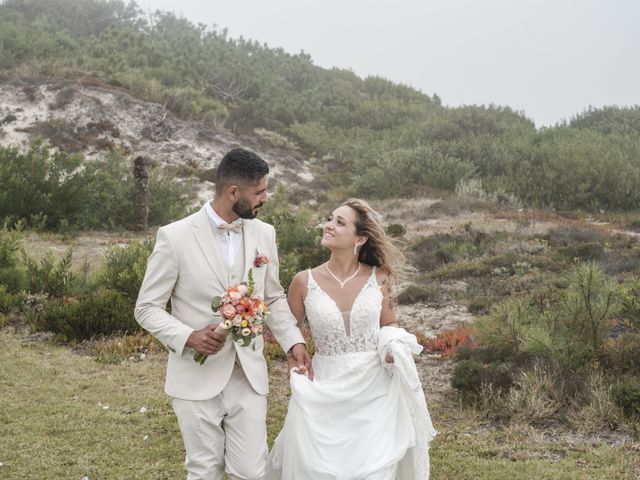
[557,242,604,261]
[385,223,406,237]
[545,225,606,247]
[410,234,452,272]
[423,325,475,357]
[0,142,87,229]
[397,284,440,305]
[0,144,195,230]
[23,249,76,298]
[40,289,138,341]
[95,241,153,301]
[505,362,566,425]
[619,279,640,330]
[0,284,20,313]
[474,298,544,358]
[613,376,640,418]
[0,222,27,293]
[598,335,640,376]
[451,359,514,404]
[558,262,617,358]
[570,372,622,432]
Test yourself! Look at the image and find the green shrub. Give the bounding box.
[0,284,20,313]
[95,241,153,301]
[0,222,27,293]
[474,298,542,357]
[467,296,491,314]
[558,262,617,358]
[385,223,406,237]
[613,376,640,418]
[619,279,640,330]
[569,372,622,432]
[410,234,452,272]
[545,225,606,247]
[598,334,640,376]
[0,142,87,229]
[397,284,440,305]
[23,249,75,298]
[557,242,604,261]
[505,362,566,425]
[451,359,514,403]
[40,289,138,341]
[0,144,195,230]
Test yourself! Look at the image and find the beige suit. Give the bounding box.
[135,205,304,479]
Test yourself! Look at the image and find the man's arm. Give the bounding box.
[134,227,194,356]
[262,226,306,353]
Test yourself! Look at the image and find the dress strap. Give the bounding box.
[368,266,378,286]
[306,268,317,289]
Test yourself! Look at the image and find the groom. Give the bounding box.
[135,148,311,480]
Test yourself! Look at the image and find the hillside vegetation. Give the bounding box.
[1,0,640,211]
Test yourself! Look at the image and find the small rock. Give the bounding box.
[143,435,149,441]
[139,407,147,414]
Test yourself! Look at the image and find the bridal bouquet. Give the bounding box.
[194,269,268,365]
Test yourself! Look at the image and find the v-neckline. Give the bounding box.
[307,268,376,338]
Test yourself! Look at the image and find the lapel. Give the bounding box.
[192,207,228,292]
[241,220,258,283]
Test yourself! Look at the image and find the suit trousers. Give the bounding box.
[172,361,268,480]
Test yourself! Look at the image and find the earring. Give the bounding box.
[354,244,358,256]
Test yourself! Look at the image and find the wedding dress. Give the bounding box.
[265,268,436,480]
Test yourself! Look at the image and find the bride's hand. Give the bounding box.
[385,352,394,364]
[289,365,308,376]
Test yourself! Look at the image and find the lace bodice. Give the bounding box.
[304,267,383,356]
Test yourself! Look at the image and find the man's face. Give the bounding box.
[232,175,269,219]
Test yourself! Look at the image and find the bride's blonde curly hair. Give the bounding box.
[342,198,406,283]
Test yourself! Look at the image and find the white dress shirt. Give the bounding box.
[204,200,243,268]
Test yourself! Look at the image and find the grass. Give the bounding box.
[1,326,638,479]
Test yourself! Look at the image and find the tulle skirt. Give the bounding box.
[265,351,417,480]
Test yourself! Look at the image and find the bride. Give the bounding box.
[265,198,436,480]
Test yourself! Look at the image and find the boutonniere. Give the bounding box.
[253,251,270,268]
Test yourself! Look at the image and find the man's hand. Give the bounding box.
[186,324,227,355]
[287,343,314,380]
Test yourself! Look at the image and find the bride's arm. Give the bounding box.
[287,271,308,328]
[378,269,398,329]
[286,271,314,378]
[378,269,398,363]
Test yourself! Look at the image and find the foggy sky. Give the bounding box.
[141,0,640,127]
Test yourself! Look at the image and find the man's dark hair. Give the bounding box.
[215,148,269,191]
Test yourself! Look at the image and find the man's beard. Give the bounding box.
[233,198,263,219]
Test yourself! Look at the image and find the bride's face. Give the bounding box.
[321,206,359,250]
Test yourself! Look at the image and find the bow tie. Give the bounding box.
[217,222,244,234]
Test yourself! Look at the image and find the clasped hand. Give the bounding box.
[287,343,314,380]
[186,324,227,355]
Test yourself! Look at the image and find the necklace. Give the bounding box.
[326,262,361,289]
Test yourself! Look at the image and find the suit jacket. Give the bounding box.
[134,206,304,400]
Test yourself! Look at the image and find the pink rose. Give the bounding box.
[229,291,242,301]
[253,253,269,268]
[235,305,245,314]
[221,304,237,319]
[237,284,248,296]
